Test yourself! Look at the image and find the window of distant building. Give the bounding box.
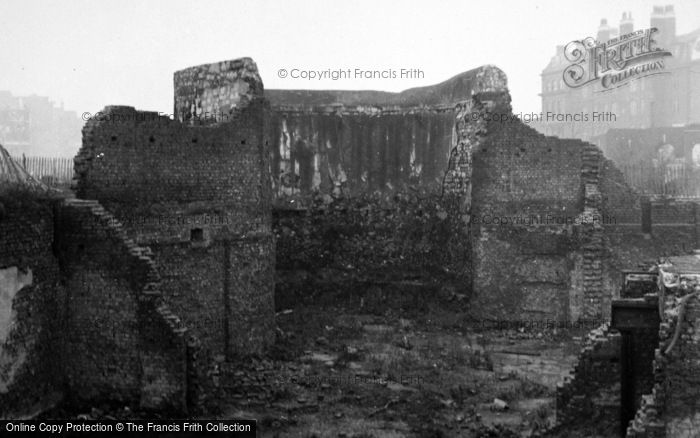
[673,99,680,113]
[191,228,204,242]
[631,101,637,116]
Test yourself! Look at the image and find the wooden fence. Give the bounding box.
[11,155,74,185]
[618,163,700,198]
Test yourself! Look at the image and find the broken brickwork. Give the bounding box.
[555,323,622,435]
[271,66,507,306]
[72,59,275,412]
[3,58,274,417]
[468,95,615,320]
[270,63,642,322]
[626,283,700,437]
[266,66,501,197]
[0,190,191,416]
[274,191,471,308]
[174,58,264,124]
[557,265,700,437]
[0,190,63,417]
[2,58,664,418]
[55,198,189,411]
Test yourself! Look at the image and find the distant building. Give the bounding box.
[536,5,700,142]
[0,91,82,157]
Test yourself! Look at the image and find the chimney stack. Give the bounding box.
[620,11,634,35]
[597,18,612,43]
[650,5,676,47]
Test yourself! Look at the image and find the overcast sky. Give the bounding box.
[1,0,698,116]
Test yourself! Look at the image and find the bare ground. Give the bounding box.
[223,294,586,438]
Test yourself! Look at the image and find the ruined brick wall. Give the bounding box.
[174,58,263,124]
[555,324,621,436]
[75,89,274,360]
[267,65,507,198]
[0,191,63,417]
[471,123,584,217]
[0,191,191,416]
[274,191,471,308]
[269,64,647,322]
[602,197,700,307]
[659,293,700,437]
[600,156,641,225]
[271,66,508,307]
[55,199,189,412]
[469,102,595,320]
[467,94,661,321]
[75,104,269,239]
[650,200,697,226]
[269,110,454,196]
[627,291,700,437]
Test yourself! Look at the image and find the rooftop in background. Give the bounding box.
[0,91,82,158]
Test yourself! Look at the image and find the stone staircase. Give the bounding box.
[61,197,201,412]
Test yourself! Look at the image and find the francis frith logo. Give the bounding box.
[563,27,672,90]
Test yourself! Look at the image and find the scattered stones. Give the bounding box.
[397,335,413,350]
[492,398,509,411]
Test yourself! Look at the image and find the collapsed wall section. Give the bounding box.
[467,96,650,321]
[269,63,643,322]
[469,105,604,321]
[555,324,622,436]
[274,191,472,308]
[272,66,508,306]
[174,58,263,124]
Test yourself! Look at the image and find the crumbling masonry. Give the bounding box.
[1,57,686,421]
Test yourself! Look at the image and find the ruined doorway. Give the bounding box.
[619,331,635,436]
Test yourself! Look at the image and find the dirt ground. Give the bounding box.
[37,288,594,437]
[222,291,588,438]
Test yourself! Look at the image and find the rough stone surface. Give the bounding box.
[0,192,62,417]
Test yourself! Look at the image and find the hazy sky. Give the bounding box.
[1,0,699,116]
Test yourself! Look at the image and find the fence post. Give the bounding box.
[641,197,652,234]
[694,202,699,248]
